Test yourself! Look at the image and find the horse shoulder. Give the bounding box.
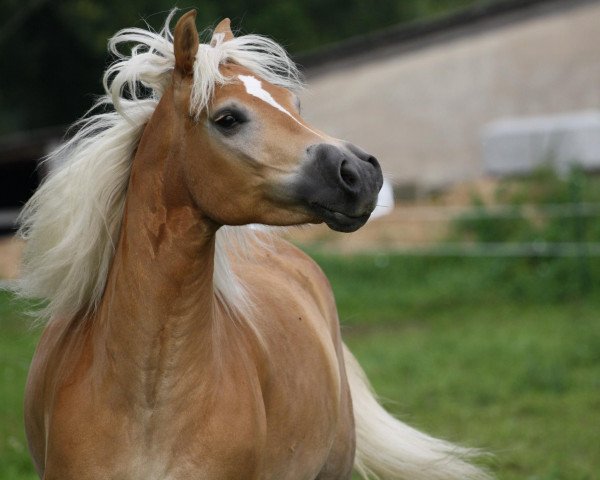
[230,237,355,478]
[240,236,339,330]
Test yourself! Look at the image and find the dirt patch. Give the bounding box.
[286,209,450,252]
[437,178,499,205]
[286,178,500,252]
[0,236,24,279]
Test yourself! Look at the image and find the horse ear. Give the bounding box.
[210,18,234,46]
[174,10,199,76]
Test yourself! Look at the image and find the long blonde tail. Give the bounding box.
[343,344,492,480]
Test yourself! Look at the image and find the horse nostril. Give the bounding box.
[340,160,358,188]
[365,155,380,170]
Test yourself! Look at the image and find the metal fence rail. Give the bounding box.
[377,202,600,221]
[388,242,600,257]
[370,200,600,257]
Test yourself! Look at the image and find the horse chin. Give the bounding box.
[309,203,371,233]
[325,216,369,233]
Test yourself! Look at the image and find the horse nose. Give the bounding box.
[292,143,383,232]
[344,142,381,173]
[311,144,382,196]
[340,155,381,195]
[339,159,359,192]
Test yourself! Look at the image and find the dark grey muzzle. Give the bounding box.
[293,143,383,232]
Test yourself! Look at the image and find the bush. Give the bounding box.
[449,168,600,301]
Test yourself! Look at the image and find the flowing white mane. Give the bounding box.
[16,10,302,322]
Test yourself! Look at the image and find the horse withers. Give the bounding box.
[17,10,490,480]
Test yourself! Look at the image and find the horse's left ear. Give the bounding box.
[174,10,199,76]
[210,18,234,46]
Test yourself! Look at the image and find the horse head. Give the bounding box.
[161,10,383,233]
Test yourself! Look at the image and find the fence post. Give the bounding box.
[570,168,591,294]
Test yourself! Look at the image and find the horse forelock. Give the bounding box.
[14,9,294,324]
[105,9,303,120]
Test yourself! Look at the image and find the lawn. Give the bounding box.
[0,292,38,480]
[1,253,600,479]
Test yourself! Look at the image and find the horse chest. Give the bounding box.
[44,383,262,479]
[43,345,342,480]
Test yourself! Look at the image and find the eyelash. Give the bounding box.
[212,109,248,134]
[214,114,239,129]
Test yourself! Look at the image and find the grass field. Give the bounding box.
[1,253,600,479]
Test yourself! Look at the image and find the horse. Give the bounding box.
[16,9,490,480]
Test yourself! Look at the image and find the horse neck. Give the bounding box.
[93,100,220,404]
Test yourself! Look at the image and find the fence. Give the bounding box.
[379,202,600,257]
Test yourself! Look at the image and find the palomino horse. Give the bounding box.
[17,10,490,480]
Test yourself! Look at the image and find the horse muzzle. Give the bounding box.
[293,143,383,232]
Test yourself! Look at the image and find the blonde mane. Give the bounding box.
[15,10,302,322]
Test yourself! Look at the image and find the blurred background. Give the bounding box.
[1,0,600,479]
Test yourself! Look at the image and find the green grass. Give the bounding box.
[0,292,38,480]
[2,254,600,479]
[345,303,600,480]
[315,253,600,479]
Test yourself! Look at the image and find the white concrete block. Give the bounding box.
[369,179,394,221]
[482,110,600,175]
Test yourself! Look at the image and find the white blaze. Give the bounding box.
[237,75,393,221]
[238,74,322,138]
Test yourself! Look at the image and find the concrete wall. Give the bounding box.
[300,0,600,189]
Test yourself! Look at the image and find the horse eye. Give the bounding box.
[214,114,240,129]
